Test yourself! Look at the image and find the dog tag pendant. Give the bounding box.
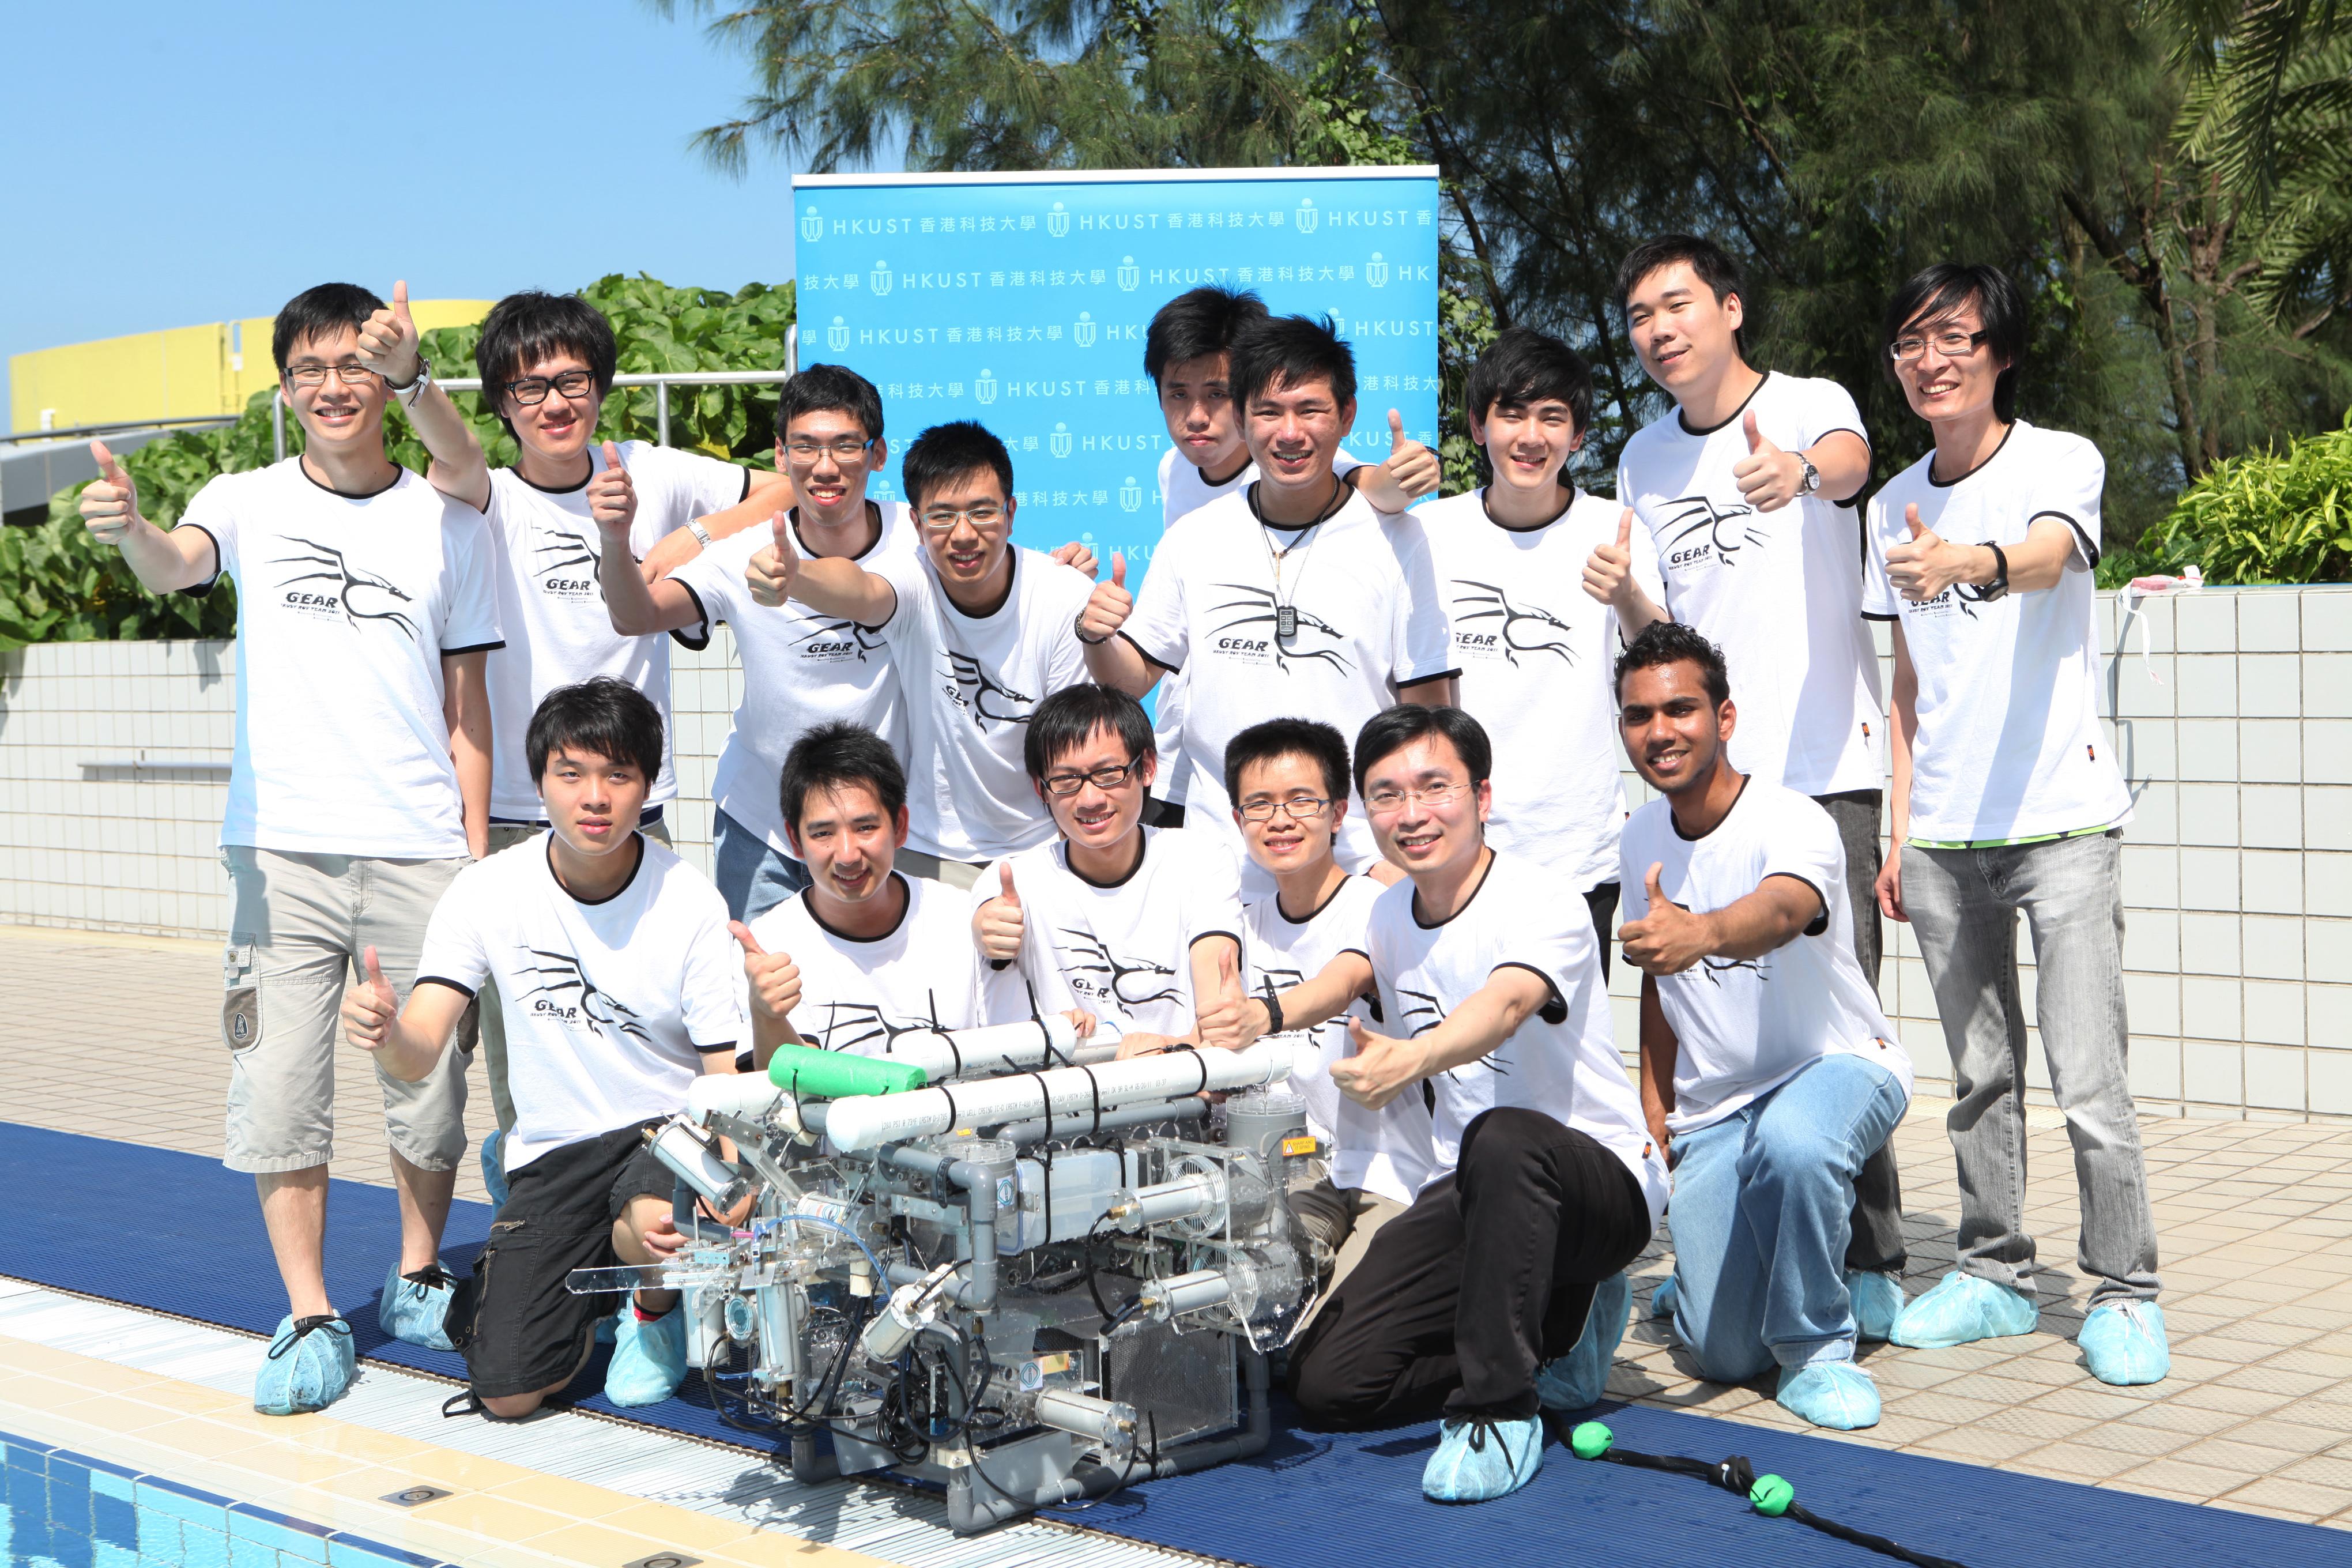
[1276,604,1298,639]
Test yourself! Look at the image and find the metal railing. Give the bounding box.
[2,414,240,446]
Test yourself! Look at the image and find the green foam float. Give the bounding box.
[767,1042,926,1098]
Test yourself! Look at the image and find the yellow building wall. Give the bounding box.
[10,300,493,435]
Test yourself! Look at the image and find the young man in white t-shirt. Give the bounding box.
[1079,315,1458,883]
[1263,707,1665,1505]
[340,679,745,1420]
[745,422,1097,886]
[598,365,914,918]
[968,685,1248,1050]
[737,721,985,1062]
[80,281,502,1415]
[442,291,783,1165]
[1613,623,1912,1431]
[1613,233,1909,1296]
[1416,326,1666,943]
[1143,287,1437,825]
[1863,265,2164,1385]
[1222,718,1434,1299]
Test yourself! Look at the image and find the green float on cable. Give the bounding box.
[766,1042,926,1097]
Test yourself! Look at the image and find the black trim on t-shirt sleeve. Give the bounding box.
[694,1039,740,1057]
[736,468,753,503]
[2033,510,2100,569]
[1861,611,1900,623]
[1398,668,1463,692]
[414,975,477,1001]
[1188,929,1243,954]
[1764,871,1831,937]
[177,523,225,595]
[1492,960,1569,1026]
[668,580,714,651]
[442,640,506,657]
[1119,628,1177,675]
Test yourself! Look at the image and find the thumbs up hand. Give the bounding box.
[974,862,1026,962]
[1075,551,1132,643]
[1194,943,1251,1052]
[732,921,803,1023]
[1328,1016,1423,1110]
[356,280,423,387]
[341,945,399,1050]
[586,441,637,540]
[745,510,801,607]
[1048,539,1100,578]
[78,441,144,544]
[1618,862,1714,975]
[1883,502,1976,602]
[1731,409,1807,513]
[1582,507,1642,609]
[1370,408,1440,506]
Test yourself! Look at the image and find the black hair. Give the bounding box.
[1024,684,1154,782]
[1229,314,1357,413]
[474,292,618,421]
[779,721,906,832]
[901,420,1014,511]
[272,284,386,374]
[1144,287,1270,387]
[1882,263,2027,423]
[1463,326,1595,435]
[1351,706,1492,797]
[1223,718,1351,804]
[1614,235,1750,357]
[775,362,885,444]
[1614,620,1732,708]
[526,677,664,783]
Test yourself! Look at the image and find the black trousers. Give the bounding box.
[1289,1107,1654,1424]
[1814,788,1909,1276]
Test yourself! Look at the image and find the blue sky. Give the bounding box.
[2,1,885,421]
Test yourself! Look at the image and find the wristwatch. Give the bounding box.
[1980,542,2011,602]
[386,356,432,408]
[687,519,714,548]
[1796,454,1821,495]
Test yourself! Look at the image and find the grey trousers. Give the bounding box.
[1814,789,1907,1275]
[1900,830,2160,1305]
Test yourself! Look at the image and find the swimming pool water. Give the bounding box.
[2,1429,451,1568]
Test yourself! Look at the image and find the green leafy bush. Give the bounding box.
[2123,410,2352,585]
[3,275,794,647]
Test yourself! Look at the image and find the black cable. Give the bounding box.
[1566,1422,1971,1568]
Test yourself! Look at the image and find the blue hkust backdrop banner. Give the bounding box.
[793,167,1442,570]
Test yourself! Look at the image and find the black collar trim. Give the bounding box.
[802,872,913,943]
[1676,371,1770,438]
[1671,773,1753,842]
[1412,847,1497,930]
[545,830,645,904]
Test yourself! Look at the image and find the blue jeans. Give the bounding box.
[712,806,809,924]
[1668,1053,1908,1382]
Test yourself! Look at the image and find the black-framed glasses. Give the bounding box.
[921,503,1006,533]
[1042,758,1145,797]
[1239,796,1334,823]
[285,363,379,389]
[505,370,598,405]
[1364,780,1469,815]
[1890,330,1987,363]
[786,436,877,462]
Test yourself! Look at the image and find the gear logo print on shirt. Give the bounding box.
[799,993,951,1054]
[1207,585,1352,674]
[1399,986,1509,1081]
[1057,929,1179,1009]
[534,527,603,602]
[270,538,419,639]
[1912,580,1987,623]
[800,613,888,664]
[514,947,653,1045]
[1449,579,1577,666]
[942,651,1036,730]
[1657,496,1770,573]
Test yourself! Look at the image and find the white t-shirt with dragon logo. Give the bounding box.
[745,873,982,1054]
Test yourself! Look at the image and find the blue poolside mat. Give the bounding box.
[5,1121,2345,1568]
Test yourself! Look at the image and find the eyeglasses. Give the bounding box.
[505,371,598,405]
[1363,780,1469,815]
[285,363,379,389]
[1238,796,1333,823]
[1889,330,1987,363]
[1041,759,1145,797]
[921,503,1006,533]
[786,436,877,462]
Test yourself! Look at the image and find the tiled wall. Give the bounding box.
[5,586,2349,1120]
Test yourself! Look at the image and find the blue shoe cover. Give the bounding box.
[2079,1300,2169,1386]
[1846,1269,1905,1343]
[1535,1272,1630,1411]
[253,1314,355,1416]
[378,1260,457,1352]
[481,1128,511,1212]
[1649,1273,1678,1323]
[1421,1415,1544,1502]
[606,1303,689,1407]
[1889,1271,2037,1349]
[597,1303,621,1345]
[1775,1361,1880,1430]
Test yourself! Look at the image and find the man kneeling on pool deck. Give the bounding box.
[1256,705,1667,1504]
[1614,622,1914,1431]
[340,678,747,1418]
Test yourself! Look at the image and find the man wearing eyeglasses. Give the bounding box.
[1863,265,2164,1386]
[599,364,910,919]
[745,421,1097,887]
[77,281,503,1415]
[968,684,1246,1049]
